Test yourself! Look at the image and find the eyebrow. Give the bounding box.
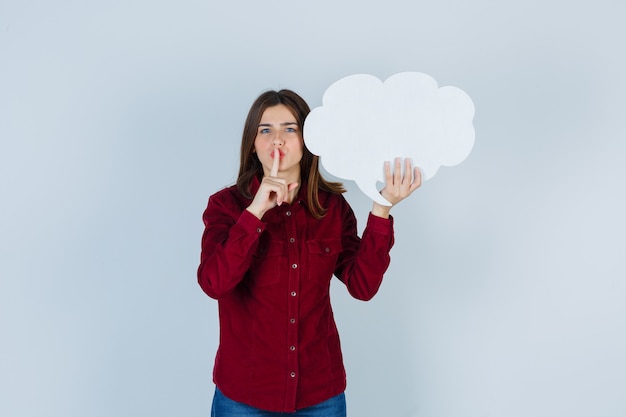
[258,122,298,127]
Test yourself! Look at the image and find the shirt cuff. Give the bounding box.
[366,212,394,234]
[238,209,267,235]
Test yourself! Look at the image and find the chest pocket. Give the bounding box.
[306,239,342,279]
[250,240,285,287]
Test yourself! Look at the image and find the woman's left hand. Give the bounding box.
[372,157,422,218]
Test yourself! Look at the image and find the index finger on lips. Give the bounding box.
[270,149,279,177]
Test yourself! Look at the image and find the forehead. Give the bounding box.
[259,104,297,124]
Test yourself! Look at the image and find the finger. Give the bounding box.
[403,158,412,185]
[270,149,279,177]
[279,182,299,205]
[263,178,287,206]
[274,184,284,206]
[410,167,422,191]
[394,157,402,184]
[280,181,290,206]
[384,161,392,185]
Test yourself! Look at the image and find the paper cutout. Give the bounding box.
[304,72,475,205]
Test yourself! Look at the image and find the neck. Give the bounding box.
[284,182,302,204]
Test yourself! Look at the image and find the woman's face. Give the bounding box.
[254,104,304,180]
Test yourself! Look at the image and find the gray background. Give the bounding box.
[1,1,625,416]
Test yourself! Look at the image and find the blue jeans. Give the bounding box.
[211,387,347,417]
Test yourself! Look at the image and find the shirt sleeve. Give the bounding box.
[197,192,266,299]
[334,200,395,301]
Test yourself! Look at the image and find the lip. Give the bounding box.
[271,150,285,159]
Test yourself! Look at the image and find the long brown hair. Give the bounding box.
[237,89,345,219]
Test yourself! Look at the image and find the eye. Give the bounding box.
[286,127,297,133]
[259,128,270,134]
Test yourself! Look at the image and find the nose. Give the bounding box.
[272,131,284,146]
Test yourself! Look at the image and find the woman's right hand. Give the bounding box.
[246,149,298,219]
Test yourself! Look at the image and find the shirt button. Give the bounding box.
[290,346,296,351]
[290,318,296,324]
[325,247,330,253]
[291,291,297,297]
[291,263,298,269]
[290,372,296,378]
[289,237,295,243]
[286,211,292,216]
[256,228,262,234]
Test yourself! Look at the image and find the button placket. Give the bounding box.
[284,203,300,396]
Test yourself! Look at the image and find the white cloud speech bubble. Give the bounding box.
[304,72,475,205]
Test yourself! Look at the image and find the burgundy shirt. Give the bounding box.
[197,178,394,412]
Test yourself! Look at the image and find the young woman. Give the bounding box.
[198,89,421,416]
